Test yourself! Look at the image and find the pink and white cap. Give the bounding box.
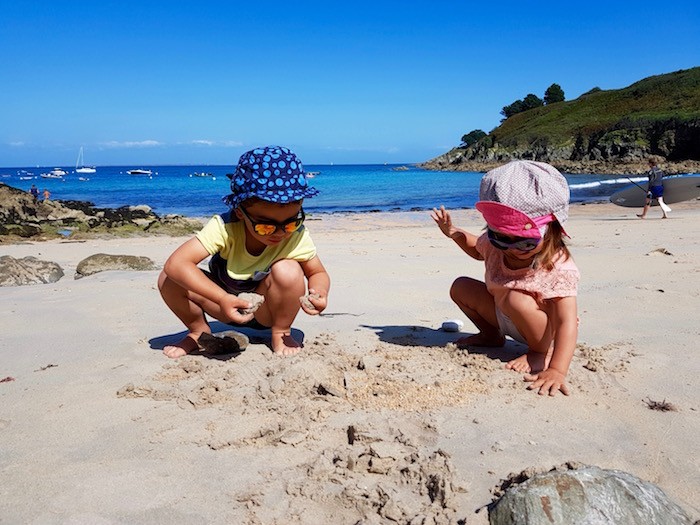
[475,160,570,238]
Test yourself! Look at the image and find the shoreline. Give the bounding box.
[1,200,699,523]
[419,158,700,176]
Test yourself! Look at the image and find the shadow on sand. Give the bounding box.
[361,323,526,363]
[148,321,305,361]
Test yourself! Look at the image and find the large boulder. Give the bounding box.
[0,256,64,286]
[75,253,158,279]
[490,465,693,525]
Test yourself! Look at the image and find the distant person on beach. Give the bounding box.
[637,157,671,219]
[42,188,50,201]
[30,184,39,199]
[158,145,330,358]
[431,160,580,396]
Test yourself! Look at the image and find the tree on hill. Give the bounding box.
[501,100,525,119]
[501,93,544,119]
[544,83,565,104]
[461,129,487,147]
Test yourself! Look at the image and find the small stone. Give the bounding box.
[300,292,321,311]
[197,331,249,355]
[279,430,306,445]
[237,292,264,315]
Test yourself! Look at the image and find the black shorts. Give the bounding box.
[202,268,270,330]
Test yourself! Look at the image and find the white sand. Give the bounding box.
[1,201,699,523]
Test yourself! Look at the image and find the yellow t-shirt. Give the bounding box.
[196,212,317,283]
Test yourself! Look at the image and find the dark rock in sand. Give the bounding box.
[75,253,157,279]
[0,255,64,286]
[489,465,693,525]
[196,331,249,355]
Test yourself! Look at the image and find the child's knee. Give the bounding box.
[450,276,485,304]
[157,270,169,292]
[268,259,304,288]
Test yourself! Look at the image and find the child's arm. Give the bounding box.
[430,206,482,260]
[299,255,330,315]
[163,238,253,323]
[525,296,578,396]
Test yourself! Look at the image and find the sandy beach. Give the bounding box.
[1,200,699,524]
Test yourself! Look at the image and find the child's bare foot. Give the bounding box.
[163,334,200,359]
[271,331,302,357]
[455,332,505,348]
[506,350,550,373]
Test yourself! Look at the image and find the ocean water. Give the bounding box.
[1,164,655,218]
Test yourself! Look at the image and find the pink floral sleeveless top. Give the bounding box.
[476,234,580,301]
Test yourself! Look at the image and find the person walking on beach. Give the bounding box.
[158,146,330,358]
[637,157,671,219]
[42,188,50,201]
[30,184,39,199]
[431,160,580,396]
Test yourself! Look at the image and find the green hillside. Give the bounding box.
[494,67,699,150]
[425,67,700,171]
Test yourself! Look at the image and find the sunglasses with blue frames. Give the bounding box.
[487,228,542,252]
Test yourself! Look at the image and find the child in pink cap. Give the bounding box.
[431,160,580,396]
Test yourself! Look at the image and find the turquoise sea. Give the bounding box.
[1,164,652,218]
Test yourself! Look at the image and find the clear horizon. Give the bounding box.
[2,1,698,167]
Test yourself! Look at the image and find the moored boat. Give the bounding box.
[75,147,96,174]
[127,169,153,175]
[41,169,66,179]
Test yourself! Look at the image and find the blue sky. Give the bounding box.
[1,1,698,167]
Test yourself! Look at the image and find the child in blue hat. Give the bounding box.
[158,146,330,357]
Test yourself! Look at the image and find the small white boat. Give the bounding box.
[127,169,153,175]
[41,168,66,179]
[75,147,96,174]
[189,172,213,177]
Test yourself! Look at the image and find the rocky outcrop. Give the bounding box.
[75,253,158,279]
[0,256,64,286]
[421,147,700,176]
[0,183,203,240]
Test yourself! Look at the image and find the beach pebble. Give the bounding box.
[197,331,249,355]
[300,292,321,311]
[237,292,264,315]
[441,319,464,332]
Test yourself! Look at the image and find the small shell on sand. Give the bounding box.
[237,292,265,315]
[300,293,321,310]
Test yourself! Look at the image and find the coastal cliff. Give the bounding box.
[421,67,700,175]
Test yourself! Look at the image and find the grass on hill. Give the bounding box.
[491,67,700,148]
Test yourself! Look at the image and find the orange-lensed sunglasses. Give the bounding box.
[239,206,305,236]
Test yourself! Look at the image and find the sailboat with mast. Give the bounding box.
[75,147,96,174]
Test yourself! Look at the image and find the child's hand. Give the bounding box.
[300,288,327,315]
[430,205,456,238]
[219,294,255,324]
[524,368,570,397]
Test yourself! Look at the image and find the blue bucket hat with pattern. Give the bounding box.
[223,145,319,208]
